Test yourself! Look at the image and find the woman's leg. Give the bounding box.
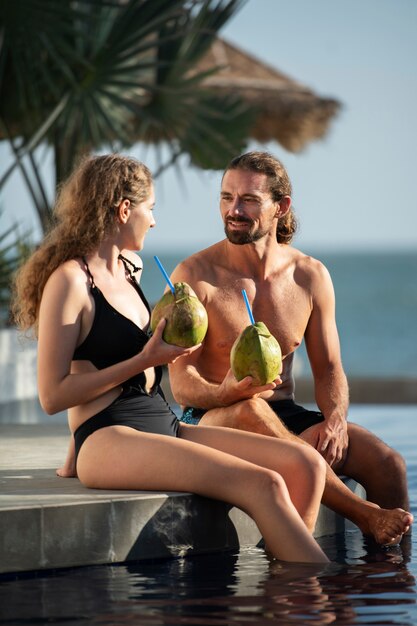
[76,425,328,564]
[56,433,77,477]
[179,423,327,533]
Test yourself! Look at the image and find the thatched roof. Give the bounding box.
[196,38,341,152]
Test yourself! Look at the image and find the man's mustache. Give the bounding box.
[226,216,252,225]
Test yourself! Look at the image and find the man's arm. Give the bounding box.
[168,260,218,407]
[168,260,278,408]
[303,260,349,466]
[169,349,279,409]
[169,346,224,408]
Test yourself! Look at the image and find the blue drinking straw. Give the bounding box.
[154,255,175,294]
[242,289,255,325]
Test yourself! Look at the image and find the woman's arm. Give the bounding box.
[37,263,197,414]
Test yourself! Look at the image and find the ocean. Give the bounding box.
[140,248,417,378]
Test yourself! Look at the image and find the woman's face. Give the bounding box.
[125,185,156,251]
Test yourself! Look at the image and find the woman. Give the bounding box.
[12,154,329,564]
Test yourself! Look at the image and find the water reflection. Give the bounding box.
[1,531,416,626]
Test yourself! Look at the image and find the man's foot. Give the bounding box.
[359,504,413,545]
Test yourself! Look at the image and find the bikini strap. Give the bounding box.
[118,253,150,317]
[118,253,142,281]
[81,256,96,290]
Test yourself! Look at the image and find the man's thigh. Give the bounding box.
[199,398,301,439]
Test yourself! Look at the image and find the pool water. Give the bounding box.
[1,405,416,626]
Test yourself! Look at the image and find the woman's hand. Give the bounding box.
[141,318,201,368]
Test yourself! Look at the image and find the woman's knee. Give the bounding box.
[296,445,327,488]
[251,467,291,505]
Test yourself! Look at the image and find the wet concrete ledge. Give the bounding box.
[0,424,365,576]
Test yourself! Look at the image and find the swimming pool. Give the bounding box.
[1,405,416,625]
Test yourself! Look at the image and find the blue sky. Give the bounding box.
[1,0,416,253]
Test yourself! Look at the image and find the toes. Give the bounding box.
[382,537,402,549]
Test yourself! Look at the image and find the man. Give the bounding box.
[169,150,413,545]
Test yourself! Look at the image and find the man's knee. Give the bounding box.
[348,423,407,477]
[233,397,295,437]
[199,399,266,429]
[382,447,407,479]
[202,397,293,438]
[211,397,276,433]
[229,397,269,429]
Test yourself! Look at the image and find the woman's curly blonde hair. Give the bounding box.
[12,153,152,335]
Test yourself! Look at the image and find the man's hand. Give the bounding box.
[302,417,348,468]
[217,368,281,406]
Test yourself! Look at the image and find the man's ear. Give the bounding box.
[117,198,131,224]
[275,195,292,218]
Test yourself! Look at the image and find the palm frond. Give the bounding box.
[0,0,252,233]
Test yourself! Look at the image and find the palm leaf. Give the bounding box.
[0,215,33,319]
[0,0,252,232]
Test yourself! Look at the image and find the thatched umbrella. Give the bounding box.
[196,38,341,152]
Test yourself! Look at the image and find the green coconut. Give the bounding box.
[230,321,282,385]
[150,282,208,347]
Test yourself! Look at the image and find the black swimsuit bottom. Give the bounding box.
[74,386,180,466]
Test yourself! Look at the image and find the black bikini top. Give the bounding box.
[73,254,162,391]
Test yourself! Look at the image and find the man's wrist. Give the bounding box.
[216,384,235,407]
[323,412,348,427]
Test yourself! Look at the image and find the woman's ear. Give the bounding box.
[275,195,292,218]
[117,198,131,224]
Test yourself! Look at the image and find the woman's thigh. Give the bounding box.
[179,422,325,487]
[75,425,276,509]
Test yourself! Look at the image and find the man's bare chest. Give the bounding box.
[205,278,312,358]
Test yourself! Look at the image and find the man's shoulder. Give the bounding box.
[289,246,328,272]
[175,241,224,270]
[284,247,332,290]
[170,241,224,283]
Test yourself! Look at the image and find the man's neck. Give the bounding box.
[223,237,287,279]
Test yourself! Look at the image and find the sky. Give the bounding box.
[1,0,417,254]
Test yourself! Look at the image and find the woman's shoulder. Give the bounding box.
[52,257,86,279]
[45,258,89,296]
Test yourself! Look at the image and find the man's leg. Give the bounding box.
[199,398,412,544]
[320,422,409,511]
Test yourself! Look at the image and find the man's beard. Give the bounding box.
[224,218,269,245]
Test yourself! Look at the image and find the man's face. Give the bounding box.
[220,169,279,245]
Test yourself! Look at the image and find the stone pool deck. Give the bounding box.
[0,423,365,576]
